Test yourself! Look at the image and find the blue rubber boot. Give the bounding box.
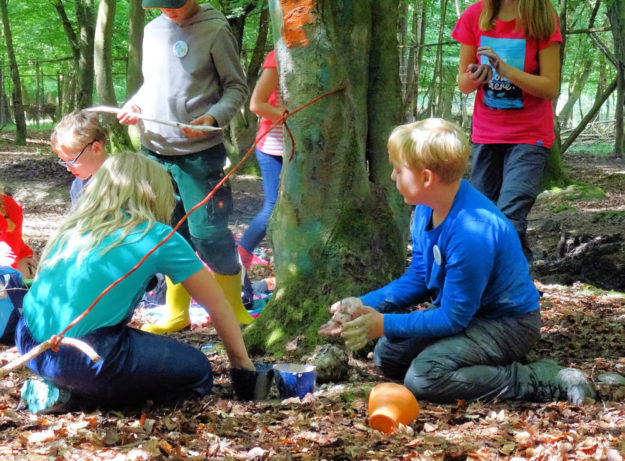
[20,379,72,414]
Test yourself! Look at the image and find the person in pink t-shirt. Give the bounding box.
[237,50,284,269]
[452,0,561,263]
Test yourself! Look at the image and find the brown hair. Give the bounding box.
[51,110,108,152]
[388,118,470,183]
[479,0,557,41]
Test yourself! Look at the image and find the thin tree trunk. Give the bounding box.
[558,52,593,127]
[608,0,625,157]
[434,0,449,115]
[0,0,26,145]
[562,77,618,153]
[126,0,144,98]
[95,0,131,151]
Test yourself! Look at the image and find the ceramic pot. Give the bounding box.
[368,383,420,433]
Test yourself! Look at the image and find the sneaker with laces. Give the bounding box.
[20,379,72,414]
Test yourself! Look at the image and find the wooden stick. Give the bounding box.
[0,338,100,378]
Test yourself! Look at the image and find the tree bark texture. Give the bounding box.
[126,0,144,98]
[0,0,26,145]
[608,0,625,156]
[76,0,96,109]
[244,0,408,354]
[94,0,131,151]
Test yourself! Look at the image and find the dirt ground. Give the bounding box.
[1,131,625,460]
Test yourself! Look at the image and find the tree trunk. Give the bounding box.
[76,0,96,109]
[0,0,26,145]
[126,0,144,98]
[542,0,571,188]
[557,51,593,127]
[243,0,407,355]
[562,77,618,153]
[608,0,625,157]
[434,0,449,115]
[402,0,428,121]
[95,0,132,151]
[224,4,270,173]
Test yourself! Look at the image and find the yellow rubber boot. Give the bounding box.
[141,277,191,334]
[212,270,254,325]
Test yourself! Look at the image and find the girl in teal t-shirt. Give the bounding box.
[17,151,253,414]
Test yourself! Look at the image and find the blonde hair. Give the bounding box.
[51,109,108,152]
[479,0,557,41]
[388,118,470,183]
[40,151,175,268]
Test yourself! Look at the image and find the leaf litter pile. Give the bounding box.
[2,140,625,459]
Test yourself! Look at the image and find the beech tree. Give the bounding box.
[244,0,409,354]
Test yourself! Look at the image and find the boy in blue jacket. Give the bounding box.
[323,118,593,404]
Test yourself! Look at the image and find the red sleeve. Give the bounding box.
[451,2,482,46]
[538,14,562,49]
[262,50,277,70]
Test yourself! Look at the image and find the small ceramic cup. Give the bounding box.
[273,364,316,399]
[368,383,420,433]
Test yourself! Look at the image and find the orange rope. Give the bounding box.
[49,84,346,351]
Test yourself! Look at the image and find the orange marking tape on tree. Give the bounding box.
[280,0,316,48]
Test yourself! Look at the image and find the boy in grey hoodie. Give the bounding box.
[119,0,253,332]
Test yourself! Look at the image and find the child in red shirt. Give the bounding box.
[1,191,36,279]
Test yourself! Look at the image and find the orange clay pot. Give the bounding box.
[368,383,420,434]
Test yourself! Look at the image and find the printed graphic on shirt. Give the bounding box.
[480,36,525,110]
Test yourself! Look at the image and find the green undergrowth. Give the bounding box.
[568,142,614,157]
[537,182,606,211]
[592,210,625,224]
[575,283,625,298]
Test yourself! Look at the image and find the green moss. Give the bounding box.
[538,182,606,207]
[340,385,373,402]
[576,283,625,297]
[592,210,625,224]
[551,204,577,213]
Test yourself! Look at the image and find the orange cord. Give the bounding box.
[53,84,347,343]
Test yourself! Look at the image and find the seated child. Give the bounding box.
[1,187,36,279]
[50,110,109,204]
[17,152,254,414]
[321,118,594,404]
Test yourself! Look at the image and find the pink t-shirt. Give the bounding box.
[451,2,562,148]
[255,51,284,156]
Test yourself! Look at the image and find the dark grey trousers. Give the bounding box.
[373,309,542,403]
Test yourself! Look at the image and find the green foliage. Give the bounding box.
[592,210,625,224]
[568,142,615,157]
[538,182,606,202]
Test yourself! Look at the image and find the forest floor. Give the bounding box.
[1,131,625,460]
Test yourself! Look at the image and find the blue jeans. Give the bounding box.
[470,143,549,262]
[373,309,541,403]
[143,144,239,275]
[16,317,212,410]
[239,149,283,253]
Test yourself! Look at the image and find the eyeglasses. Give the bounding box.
[57,139,96,168]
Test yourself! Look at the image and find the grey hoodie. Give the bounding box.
[129,5,248,155]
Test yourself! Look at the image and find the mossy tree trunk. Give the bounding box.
[244,0,408,355]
